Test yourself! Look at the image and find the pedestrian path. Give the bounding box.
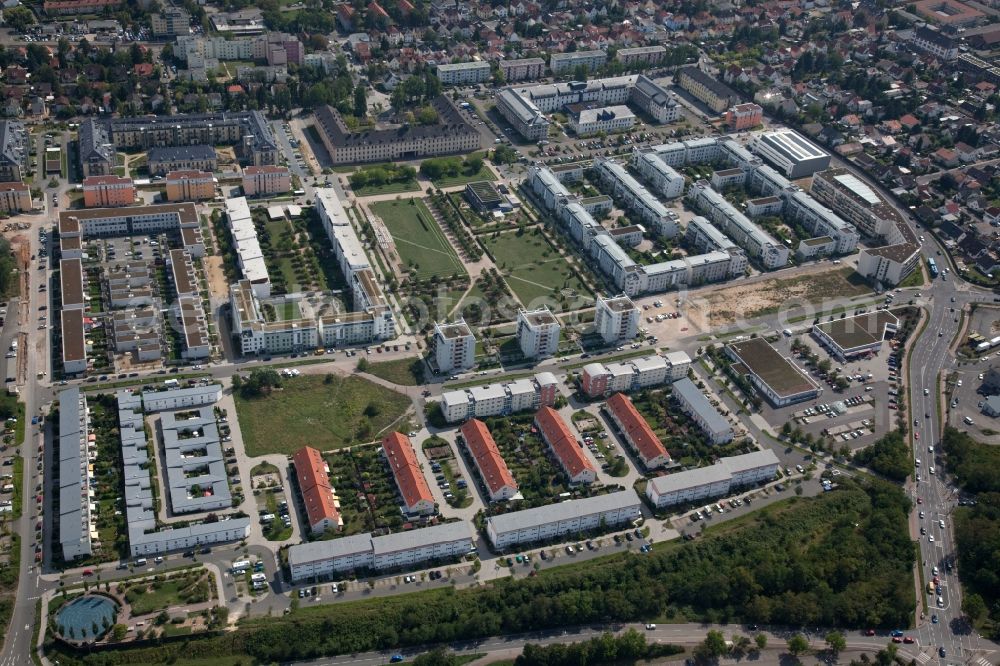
[915,652,930,664]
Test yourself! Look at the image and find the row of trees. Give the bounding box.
[349,164,417,191]
[428,192,483,261]
[516,630,682,665]
[54,478,915,664]
[853,430,912,482]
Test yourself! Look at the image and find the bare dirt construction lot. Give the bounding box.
[687,266,873,329]
[203,255,230,301]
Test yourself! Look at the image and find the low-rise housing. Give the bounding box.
[82,175,135,208]
[486,489,642,549]
[645,450,780,508]
[292,446,343,534]
[382,432,436,516]
[604,393,671,469]
[671,377,734,444]
[535,406,596,484]
[459,419,518,502]
[440,372,559,423]
[242,165,290,197]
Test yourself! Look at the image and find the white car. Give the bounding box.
[939,520,945,528]
[929,535,935,542]
[923,388,929,395]
[929,467,935,475]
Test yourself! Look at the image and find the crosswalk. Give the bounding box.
[974,657,991,666]
[915,652,930,664]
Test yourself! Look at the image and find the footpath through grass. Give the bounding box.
[234,374,412,456]
[482,229,591,310]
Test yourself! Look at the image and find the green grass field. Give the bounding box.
[370,199,466,280]
[234,374,411,456]
[482,229,591,311]
[363,357,425,386]
[275,300,301,321]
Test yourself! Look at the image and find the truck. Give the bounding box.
[231,559,251,573]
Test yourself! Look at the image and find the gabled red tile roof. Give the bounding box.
[382,432,434,511]
[605,393,670,467]
[534,407,595,481]
[291,446,342,531]
[460,419,517,497]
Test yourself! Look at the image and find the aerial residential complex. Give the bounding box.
[517,307,561,358]
[535,406,597,485]
[292,446,343,535]
[604,393,671,470]
[77,111,278,176]
[0,121,28,183]
[313,96,479,164]
[497,75,680,142]
[159,406,233,514]
[440,372,560,423]
[676,66,741,113]
[549,49,607,74]
[594,294,640,344]
[645,449,780,508]
[382,432,436,516]
[287,522,474,581]
[671,377,734,444]
[435,60,492,85]
[810,169,921,285]
[485,489,642,549]
[58,388,94,560]
[580,351,691,398]
[458,419,518,502]
[434,319,477,373]
[118,387,251,557]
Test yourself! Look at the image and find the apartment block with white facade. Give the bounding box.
[645,450,780,508]
[549,50,607,74]
[632,151,685,200]
[517,307,561,358]
[440,372,559,423]
[594,294,639,344]
[580,352,689,398]
[434,319,476,373]
[486,489,642,549]
[436,60,492,85]
[671,377,734,444]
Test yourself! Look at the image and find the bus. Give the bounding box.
[928,258,939,277]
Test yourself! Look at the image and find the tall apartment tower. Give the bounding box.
[517,307,561,359]
[594,294,640,344]
[434,319,476,373]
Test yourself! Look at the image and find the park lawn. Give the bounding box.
[482,229,592,311]
[125,571,212,616]
[234,374,411,456]
[432,155,497,188]
[364,357,424,386]
[370,199,466,280]
[276,300,301,321]
[352,179,421,197]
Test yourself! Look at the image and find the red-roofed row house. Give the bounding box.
[382,432,436,515]
[534,407,596,485]
[291,446,343,534]
[459,419,518,502]
[604,393,671,470]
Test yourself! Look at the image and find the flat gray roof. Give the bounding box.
[371,522,472,555]
[487,489,641,535]
[672,377,731,436]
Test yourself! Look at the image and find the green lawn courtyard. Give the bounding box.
[370,198,466,280]
[481,228,592,311]
[233,374,412,456]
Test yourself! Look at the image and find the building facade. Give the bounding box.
[594,294,639,344]
[0,181,32,212]
[436,61,492,85]
[242,165,291,197]
[440,372,560,423]
[645,450,779,508]
[165,170,216,201]
[83,175,136,208]
[671,377,734,444]
[550,50,607,74]
[434,319,476,373]
[517,307,561,358]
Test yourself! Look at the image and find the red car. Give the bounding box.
[914,432,920,440]
[903,637,915,644]
[82,569,94,576]
[917,497,923,504]
[888,404,897,410]
[892,637,903,644]
[865,629,876,636]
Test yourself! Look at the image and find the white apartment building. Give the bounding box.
[287,522,473,581]
[225,196,271,298]
[594,157,679,237]
[687,181,789,269]
[616,45,666,67]
[440,372,559,423]
[517,307,561,358]
[58,388,94,560]
[140,384,223,412]
[632,151,685,200]
[594,293,639,344]
[434,319,476,373]
[645,450,780,508]
[436,61,492,85]
[486,489,642,549]
[580,352,689,398]
[569,105,636,137]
